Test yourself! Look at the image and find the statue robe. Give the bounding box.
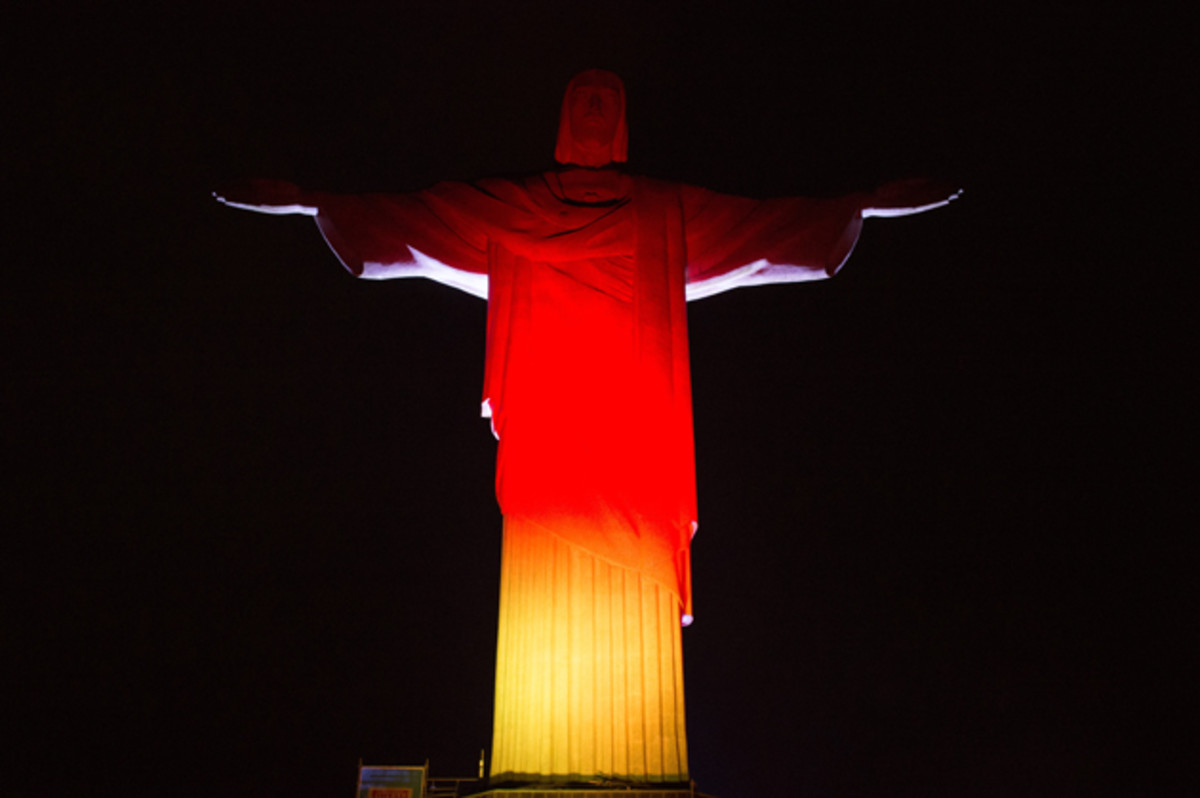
[315,170,862,781]
[314,171,864,622]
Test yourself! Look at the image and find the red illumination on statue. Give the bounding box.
[215,69,958,784]
[556,68,629,166]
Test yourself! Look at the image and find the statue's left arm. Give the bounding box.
[682,179,959,300]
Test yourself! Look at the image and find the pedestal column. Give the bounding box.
[490,516,688,784]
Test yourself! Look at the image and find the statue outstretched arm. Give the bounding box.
[860,178,961,218]
[682,179,959,300]
[214,179,492,299]
[213,179,319,216]
[682,187,864,299]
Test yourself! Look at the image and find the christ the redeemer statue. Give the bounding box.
[216,69,957,789]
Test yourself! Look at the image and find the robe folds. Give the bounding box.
[314,171,864,622]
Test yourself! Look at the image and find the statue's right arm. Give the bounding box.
[212,179,320,216]
[215,178,492,299]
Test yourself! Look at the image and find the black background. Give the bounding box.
[6,3,1189,796]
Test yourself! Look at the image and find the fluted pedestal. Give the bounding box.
[490,516,688,784]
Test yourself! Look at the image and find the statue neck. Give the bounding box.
[552,167,629,205]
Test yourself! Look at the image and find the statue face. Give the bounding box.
[555,69,627,167]
[569,85,622,153]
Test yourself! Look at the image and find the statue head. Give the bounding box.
[555,69,628,168]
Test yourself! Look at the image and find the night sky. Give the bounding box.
[8,3,1187,796]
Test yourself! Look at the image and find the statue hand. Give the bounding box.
[212,178,318,216]
[861,178,961,218]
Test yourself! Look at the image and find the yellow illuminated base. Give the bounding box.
[490,516,689,784]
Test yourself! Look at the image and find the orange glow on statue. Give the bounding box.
[215,69,958,788]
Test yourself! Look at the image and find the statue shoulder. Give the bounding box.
[629,174,696,203]
[419,176,539,213]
